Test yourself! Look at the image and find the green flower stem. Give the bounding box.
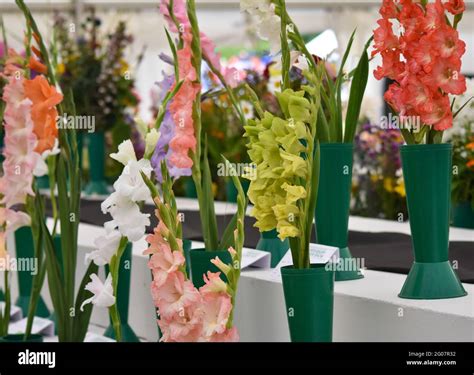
[47,157,59,236]
[222,158,245,328]
[279,0,291,91]
[109,304,121,342]
[187,0,220,251]
[108,237,128,342]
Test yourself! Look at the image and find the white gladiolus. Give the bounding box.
[86,230,122,266]
[240,0,281,54]
[144,129,160,160]
[110,140,137,166]
[80,274,115,311]
[33,139,61,177]
[101,192,150,242]
[113,159,153,203]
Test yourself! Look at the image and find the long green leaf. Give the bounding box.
[334,30,356,142]
[72,262,98,341]
[219,197,249,250]
[202,138,219,250]
[36,194,67,340]
[344,50,369,143]
[317,107,330,143]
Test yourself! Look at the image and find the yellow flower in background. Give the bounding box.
[370,174,380,183]
[57,63,65,75]
[467,160,474,169]
[466,142,474,150]
[212,182,218,198]
[393,178,407,198]
[383,177,394,193]
[268,65,282,95]
[119,59,129,76]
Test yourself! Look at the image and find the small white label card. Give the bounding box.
[309,243,340,264]
[241,248,272,269]
[8,317,55,336]
[0,302,23,322]
[84,332,116,343]
[274,244,339,269]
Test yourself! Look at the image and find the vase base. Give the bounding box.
[15,295,50,318]
[335,247,364,282]
[84,181,110,196]
[104,324,140,342]
[399,261,467,300]
[36,176,50,190]
[256,236,289,268]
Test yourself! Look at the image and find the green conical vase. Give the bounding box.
[183,178,197,198]
[399,144,467,299]
[84,131,110,196]
[14,227,50,318]
[189,249,232,288]
[77,131,84,171]
[452,202,474,229]
[226,179,250,203]
[315,143,363,281]
[256,229,289,268]
[104,243,140,342]
[281,264,335,342]
[0,334,43,343]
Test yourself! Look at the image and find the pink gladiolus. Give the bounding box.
[200,292,232,337]
[148,245,185,287]
[160,0,190,33]
[158,305,204,342]
[209,326,239,342]
[145,210,239,342]
[200,271,228,295]
[0,77,38,208]
[155,272,201,319]
[0,208,30,237]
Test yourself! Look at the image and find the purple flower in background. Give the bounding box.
[0,42,5,58]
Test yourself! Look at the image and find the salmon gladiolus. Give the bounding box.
[24,76,63,154]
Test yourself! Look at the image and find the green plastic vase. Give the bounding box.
[14,227,50,318]
[0,334,43,343]
[256,229,289,268]
[36,176,50,190]
[399,144,467,299]
[104,243,140,342]
[183,178,198,198]
[315,143,363,281]
[76,131,84,171]
[225,179,250,203]
[84,132,110,196]
[452,202,474,229]
[281,264,335,342]
[189,249,232,288]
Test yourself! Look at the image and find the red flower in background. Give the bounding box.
[443,0,465,15]
[373,0,467,131]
